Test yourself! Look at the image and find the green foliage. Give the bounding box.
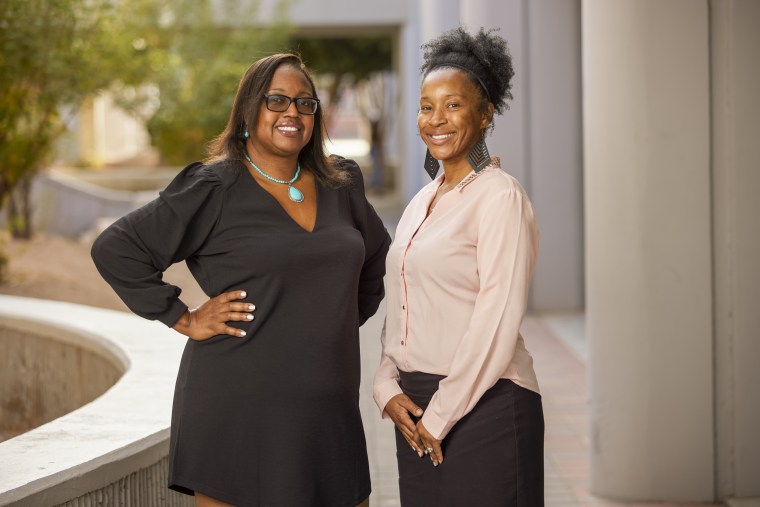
[292,36,393,81]
[0,239,7,284]
[0,0,292,238]
[0,0,133,207]
[0,0,150,236]
[291,36,392,116]
[117,0,293,164]
[289,36,395,191]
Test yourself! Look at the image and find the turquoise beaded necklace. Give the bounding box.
[243,152,304,203]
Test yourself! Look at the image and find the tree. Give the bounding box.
[0,0,142,238]
[115,0,293,165]
[292,36,395,192]
[293,36,393,124]
[0,0,291,238]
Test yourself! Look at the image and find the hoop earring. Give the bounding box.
[467,136,491,172]
[424,149,440,179]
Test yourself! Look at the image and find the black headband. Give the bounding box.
[430,62,492,102]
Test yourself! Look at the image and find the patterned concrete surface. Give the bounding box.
[358,306,723,506]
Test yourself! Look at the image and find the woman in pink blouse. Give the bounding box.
[373,28,544,505]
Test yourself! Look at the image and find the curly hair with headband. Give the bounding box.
[420,27,514,117]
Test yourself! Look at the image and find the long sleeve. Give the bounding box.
[90,162,226,327]
[421,187,538,440]
[373,318,403,416]
[344,160,392,326]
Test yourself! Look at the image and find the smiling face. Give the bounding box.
[418,67,493,171]
[249,64,316,162]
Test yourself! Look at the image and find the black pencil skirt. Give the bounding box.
[395,371,544,507]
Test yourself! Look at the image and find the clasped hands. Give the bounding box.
[385,393,444,466]
[172,290,255,341]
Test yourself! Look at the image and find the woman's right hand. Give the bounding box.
[385,394,426,457]
[172,290,255,341]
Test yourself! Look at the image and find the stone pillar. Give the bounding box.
[401,0,461,202]
[461,0,530,188]
[583,0,714,501]
[462,0,584,311]
[399,20,425,204]
[420,0,460,41]
[711,0,760,499]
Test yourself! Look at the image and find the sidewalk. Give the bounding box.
[358,306,723,507]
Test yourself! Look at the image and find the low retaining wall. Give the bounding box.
[32,170,164,239]
[1,322,124,438]
[0,296,192,506]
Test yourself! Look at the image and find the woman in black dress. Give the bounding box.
[91,53,390,507]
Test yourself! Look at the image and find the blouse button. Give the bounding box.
[401,341,405,346]
[402,305,406,310]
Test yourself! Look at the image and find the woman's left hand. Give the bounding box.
[415,421,443,466]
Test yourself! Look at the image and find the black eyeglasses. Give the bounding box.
[264,94,320,115]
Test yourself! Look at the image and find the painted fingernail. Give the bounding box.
[240,291,247,298]
[433,460,439,467]
[248,304,255,311]
[246,314,254,320]
[239,330,246,336]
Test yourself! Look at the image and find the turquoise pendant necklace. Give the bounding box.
[243,152,304,203]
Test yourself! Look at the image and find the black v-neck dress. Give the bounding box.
[91,158,391,506]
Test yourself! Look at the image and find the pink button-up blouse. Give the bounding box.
[373,159,540,441]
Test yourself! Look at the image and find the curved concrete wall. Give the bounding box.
[32,171,162,239]
[0,296,191,507]
[0,320,125,439]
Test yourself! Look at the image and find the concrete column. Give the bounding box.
[462,0,584,312]
[399,20,425,204]
[420,0,460,42]
[461,0,530,192]
[401,0,462,202]
[711,0,760,499]
[583,0,713,501]
[524,0,583,311]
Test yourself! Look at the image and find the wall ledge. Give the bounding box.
[0,295,186,506]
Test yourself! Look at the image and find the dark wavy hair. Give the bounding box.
[420,27,514,121]
[206,53,348,187]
